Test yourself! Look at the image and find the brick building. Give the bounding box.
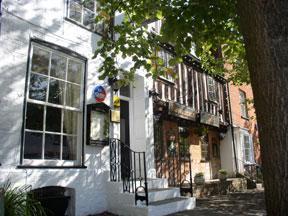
[221,83,261,176]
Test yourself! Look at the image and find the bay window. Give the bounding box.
[22,41,85,166]
[241,132,254,163]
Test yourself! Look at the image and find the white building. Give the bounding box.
[0,1,195,215]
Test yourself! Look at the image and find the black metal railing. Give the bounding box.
[244,163,263,183]
[156,152,193,196]
[110,138,149,206]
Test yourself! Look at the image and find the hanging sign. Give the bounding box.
[200,112,220,127]
[113,96,120,107]
[93,85,106,103]
[168,102,197,121]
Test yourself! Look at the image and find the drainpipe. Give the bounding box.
[226,82,239,174]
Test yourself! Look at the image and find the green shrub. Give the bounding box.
[218,169,227,175]
[3,182,46,216]
[194,172,204,178]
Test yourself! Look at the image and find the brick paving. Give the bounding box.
[169,190,266,216]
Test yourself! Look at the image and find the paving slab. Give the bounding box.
[168,190,266,216]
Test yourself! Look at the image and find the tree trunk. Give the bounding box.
[237,1,288,215]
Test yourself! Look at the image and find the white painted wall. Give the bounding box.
[0,1,154,215]
[220,127,235,176]
[220,126,251,176]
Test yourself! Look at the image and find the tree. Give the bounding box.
[238,1,288,215]
[94,0,248,84]
[94,0,288,214]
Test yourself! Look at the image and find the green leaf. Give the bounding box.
[156,10,163,20]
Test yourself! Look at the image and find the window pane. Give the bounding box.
[24,132,42,159]
[83,0,95,11]
[31,46,50,75]
[26,103,44,131]
[120,85,130,97]
[67,60,82,84]
[50,53,67,79]
[69,1,82,23]
[45,134,60,159]
[63,110,78,134]
[46,106,62,132]
[48,78,65,105]
[63,136,77,160]
[95,22,106,33]
[66,83,80,108]
[240,91,245,103]
[29,73,48,101]
[83,8,95,29]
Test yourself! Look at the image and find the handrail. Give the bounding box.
[109,138,149,206]
[236,158,262,182]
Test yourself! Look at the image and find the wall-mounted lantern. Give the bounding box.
[108,77,120,93]
[149,89,160,102]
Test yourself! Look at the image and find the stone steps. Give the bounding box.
[106,178,196,216]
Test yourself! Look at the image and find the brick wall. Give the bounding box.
[157,120,222,181]
[229,84,261,164]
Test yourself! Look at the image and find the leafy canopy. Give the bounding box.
[94,0,248,85]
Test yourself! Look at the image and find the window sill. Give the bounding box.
[158,76,175,85]
[241,116,250,120]
[64,18,111,39]
[17,165,87,169]
[200,160,210,163]
[204,99,218,105]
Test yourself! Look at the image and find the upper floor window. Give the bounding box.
[67,0,109,35]
[22,41,85,166]
[120,85,130,98]
[158,49,174,82]
[207,76,218,102]
[239,90,248,118]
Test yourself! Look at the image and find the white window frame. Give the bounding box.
[157,49,174,82]
[67,0,108,34]
[206,76,218,102]
[22,42,85,167]
[150,20,162,34]
[241,130,254,164]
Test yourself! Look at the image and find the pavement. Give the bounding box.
[92,190,266,216]
[169,190,266,216]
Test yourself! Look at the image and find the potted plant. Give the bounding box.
[218,169,228,181]
[195,126,208,137]
[194,172,205,185]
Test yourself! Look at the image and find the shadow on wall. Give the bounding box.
[0,0,63,168]
[0,1,113,215]
[1,146,110,215]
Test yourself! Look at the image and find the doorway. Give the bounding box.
[120,100,130,147]
[120,99,130,180]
